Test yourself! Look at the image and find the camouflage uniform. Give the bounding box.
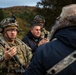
[0,17,32,75]
[41,27,49,39]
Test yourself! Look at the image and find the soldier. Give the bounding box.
[0,17,32,75]
[23,4,76,75]
[33,15,50,39]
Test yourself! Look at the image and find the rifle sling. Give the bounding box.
[47,50,76,75]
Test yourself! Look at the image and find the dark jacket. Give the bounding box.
[22,31,42,53]
[23,27,76,75]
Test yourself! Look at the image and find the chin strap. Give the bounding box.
[47,50,76,75]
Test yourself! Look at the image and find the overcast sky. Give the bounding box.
[0,0,40,8]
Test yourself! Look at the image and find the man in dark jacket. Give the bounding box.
[22,23,49,53]
[23,4,76,75]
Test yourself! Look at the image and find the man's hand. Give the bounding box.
[4,46,17,60]
[38,38,49,46]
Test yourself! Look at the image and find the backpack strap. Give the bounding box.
[47,50,76,75]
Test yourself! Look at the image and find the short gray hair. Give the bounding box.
[60,4,76,19]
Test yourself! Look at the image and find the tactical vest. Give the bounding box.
[0,37,32,73]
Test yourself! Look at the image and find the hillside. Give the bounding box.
[0,6,37,39]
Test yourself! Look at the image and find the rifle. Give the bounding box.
[0,40,26,73]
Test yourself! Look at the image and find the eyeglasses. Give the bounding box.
[7,29,18,32]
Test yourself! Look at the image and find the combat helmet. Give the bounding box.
[0,16,19,32]
[34,15,45,23]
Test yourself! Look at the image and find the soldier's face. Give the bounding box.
[4,28,17,41]
[31,26,41,38]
